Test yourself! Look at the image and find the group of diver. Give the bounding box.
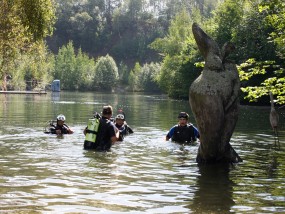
[45,105,200,151]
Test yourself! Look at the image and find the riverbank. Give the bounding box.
[0,90,47,95]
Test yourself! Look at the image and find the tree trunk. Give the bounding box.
[189,23,242,164]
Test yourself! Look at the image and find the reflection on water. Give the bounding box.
[190,164,235,213]
[0,92,284,213]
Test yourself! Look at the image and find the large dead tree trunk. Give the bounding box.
[189,23,242,164]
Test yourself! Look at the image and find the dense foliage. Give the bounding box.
[236,0,285,104]
[150,8,203,98]
[0,0,284,105]
[0,0,56,90]
[94,54,119,91]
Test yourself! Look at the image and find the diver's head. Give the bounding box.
[177,112,189,120]
[177,112,189,126]
[102,105,113,118]
[116,114,125,120]
[57,114,65,125]
[115,114,125,126]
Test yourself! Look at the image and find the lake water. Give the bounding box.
[0,91,284,214]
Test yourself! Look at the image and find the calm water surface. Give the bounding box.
[0,91,284,214]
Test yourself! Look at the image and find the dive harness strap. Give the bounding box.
[85,129,98,134]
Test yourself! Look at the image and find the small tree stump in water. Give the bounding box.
[189,23,242,164]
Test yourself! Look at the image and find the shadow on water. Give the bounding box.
[187,163,235,214]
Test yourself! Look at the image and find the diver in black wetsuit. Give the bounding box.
[114,113,134,141]
[49,114,74,135]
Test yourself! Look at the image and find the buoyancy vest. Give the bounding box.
[172,124,197,143]
[49,123,69,134]
[116,124,126,141]
[84,117,100,144]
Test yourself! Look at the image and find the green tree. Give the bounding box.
[137,62,161,92]
[237,0,285,105]
[118,62,129,85]
[128,62,140,91]
[94,54,119,91]
[51,0,105,54]
[261,0,285,59]
[0,0,56,90]
[150,9,201,98]
[48,0,223,69]
[4,44,54,91]
[211,0,244,45]
[23,46,55,91]
[54,41,77,89]
[229,1,276,62]
[53,42,98,91]
[238,59,285,104]
[76,48,96,91]
[111,0,164,64]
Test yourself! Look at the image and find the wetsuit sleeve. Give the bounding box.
[109,123,117,137]
[61,124,70,134]
[50,127,56,134]
[193,125,200,139]
[127,126,134,134]
[166,126,175,139]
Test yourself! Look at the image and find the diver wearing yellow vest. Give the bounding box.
[83,105,119,151]
[84,114,100,145]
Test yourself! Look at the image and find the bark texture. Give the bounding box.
[189,23,241,163]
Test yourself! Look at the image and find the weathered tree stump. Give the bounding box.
[189,23,242,164]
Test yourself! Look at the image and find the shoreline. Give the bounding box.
[0,90,47,95]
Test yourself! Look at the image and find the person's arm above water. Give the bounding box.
[115,127,119,141]
[67,127,74,134]
[165,126,175,141]
[63,124,74,134]
[110,124,119,144]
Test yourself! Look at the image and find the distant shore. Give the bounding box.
[0,90,47,94]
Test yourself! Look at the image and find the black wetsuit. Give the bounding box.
[84,116,117,151]
[50,124,69,134]
[166,124,200,143]
[115,123,134,141]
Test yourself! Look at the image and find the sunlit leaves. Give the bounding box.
[234,0,285,105]
[0,0,56,90]
[94,54,119,91]
[128,62,141,91]
[212,0,243,45]
[20,0,56,40]
[76,49,96,90]
[150,9,193,57]
[135,62,160,92]
[149,8,201,98]
[54,41,77,89]
[259,0,285,59]
[238,58,271,81]
[239,58,285,104]
[69,12,93,32]
[54,41,97,90]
